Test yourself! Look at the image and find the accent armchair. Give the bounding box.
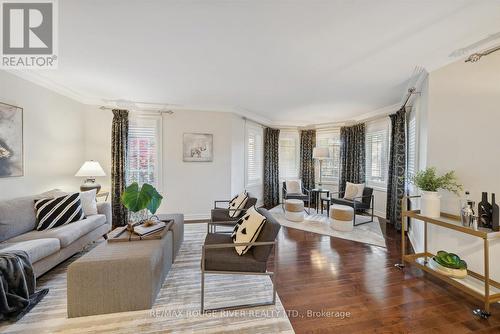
[209,196,257,233]
[330,187,374,226]
[201,208,281,313]
[282,180,311,214]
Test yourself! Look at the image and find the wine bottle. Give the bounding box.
[478,192,492,228]
[492,193,499,231]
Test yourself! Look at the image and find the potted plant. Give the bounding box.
[121,182,163,225]
[410,167,462,218]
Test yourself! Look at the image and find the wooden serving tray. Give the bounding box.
[108,220,174,242]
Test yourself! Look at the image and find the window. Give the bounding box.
[127,115,162,188]
[279,131,299,179]
[316,131,341,181]
[407,107,417,190]
[365,119,390,188]
[245,124,263,186]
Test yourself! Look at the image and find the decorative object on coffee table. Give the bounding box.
[121,182,163,225]
[0,102,23,178]
[75,160,106,193]
[183,133,213,162]
[410,167,462,218]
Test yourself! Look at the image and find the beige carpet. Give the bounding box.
[269,206,386,248]
[0,223,294,334]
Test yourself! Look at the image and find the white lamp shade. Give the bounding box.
[313,147,330,160]
[75,161,106,177]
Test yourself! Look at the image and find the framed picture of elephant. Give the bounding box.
[183,133,213,162]
[0,102,23,177]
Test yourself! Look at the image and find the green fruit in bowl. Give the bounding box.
[434,251,467,270]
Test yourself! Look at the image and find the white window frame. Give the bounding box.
[315,129,341,184]
[365,118,390,191]
[279,130,300,181]
[407,105,419,194]
[127,114,163,190]
[245,122,263,188]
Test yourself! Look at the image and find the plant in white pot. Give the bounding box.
[410,167,462,218]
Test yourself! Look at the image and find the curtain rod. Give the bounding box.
[99,106,174,114]
[400,87,419,110]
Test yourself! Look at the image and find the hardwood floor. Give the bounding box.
[271,219,500,334]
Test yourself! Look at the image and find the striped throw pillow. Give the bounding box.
[35,193,85,231]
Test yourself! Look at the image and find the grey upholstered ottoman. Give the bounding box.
[67,227,176,317]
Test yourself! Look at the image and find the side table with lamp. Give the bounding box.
[312,147,330,211]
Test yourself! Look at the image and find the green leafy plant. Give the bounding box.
[121,182,163,215]
[410,167,463,195]
[433,250,467,270]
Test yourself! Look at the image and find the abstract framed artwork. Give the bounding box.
[0,102,23,177]
[183,133,213,162]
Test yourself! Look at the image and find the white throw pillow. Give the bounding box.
[228,191,249,218]
[286,180,302,194]
[80,189,98,217]
[344,182,365,200]
[231,206,267,255]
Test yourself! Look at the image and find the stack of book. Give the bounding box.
[133,221,166,237]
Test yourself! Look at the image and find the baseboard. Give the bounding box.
[184,213,210,221]
[374,210,386,219]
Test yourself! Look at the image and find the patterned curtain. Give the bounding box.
[263,128,280,208]
[386,108,406,230]
[111,109,129,228]
[300,129,316,192]
[339,124,366,193]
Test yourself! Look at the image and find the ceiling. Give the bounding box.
[12,0,500,126]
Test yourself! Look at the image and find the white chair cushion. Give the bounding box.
[286,180,302,194]
[344,182,365,200]
[228,191,249,218]
[231,206,266,255]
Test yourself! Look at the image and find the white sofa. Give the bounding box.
[0,190,112,277]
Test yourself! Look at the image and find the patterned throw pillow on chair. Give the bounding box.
[231,206,267,255]
[35,193,85,231]
[228,191,249,218]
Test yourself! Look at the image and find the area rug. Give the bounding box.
[269,206,386,248]
[0,223,294,334]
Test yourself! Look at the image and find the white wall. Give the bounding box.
[0,71,86,200]
[84,107,237,220]
[410,55,500,280]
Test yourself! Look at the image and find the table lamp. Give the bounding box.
[75,160,106,193]
[313,147,330,189]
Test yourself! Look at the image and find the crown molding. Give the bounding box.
[6,70,100,105]
[5,70,403,128]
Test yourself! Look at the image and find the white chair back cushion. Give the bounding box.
[286,180,302,194]
[344,182,365,200]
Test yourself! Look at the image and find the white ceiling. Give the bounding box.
[13,0,500,126]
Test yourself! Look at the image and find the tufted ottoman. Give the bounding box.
[330,204,354,232]
[284,199,305,222]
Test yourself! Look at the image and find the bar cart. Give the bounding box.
[396,195,500,319]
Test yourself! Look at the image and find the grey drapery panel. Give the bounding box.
[263,128,280,208]
[111,109,129,228]
[386,108,406,230]
[339,124,366,193]
[300,129,316,192]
